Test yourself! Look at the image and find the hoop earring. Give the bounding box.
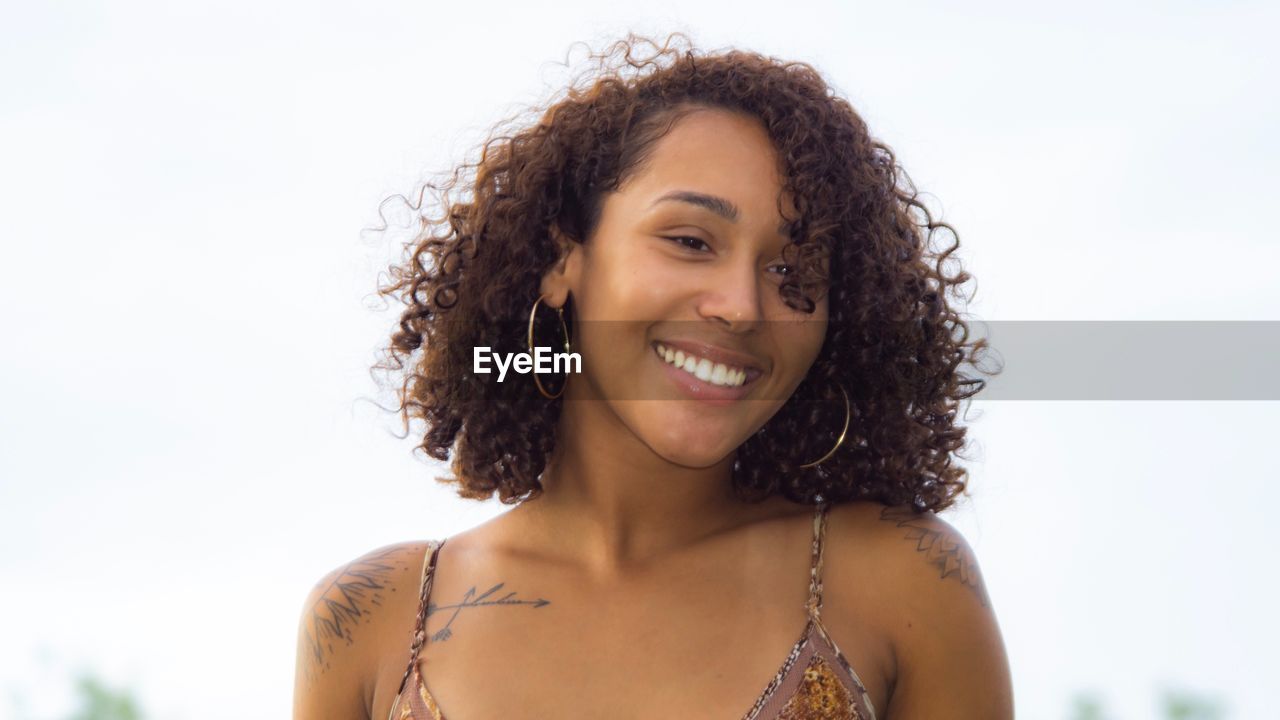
[527,295,571,400]
[798,384,851,468]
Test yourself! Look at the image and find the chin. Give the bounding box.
[646,426,740,468]
[658,447,732,470]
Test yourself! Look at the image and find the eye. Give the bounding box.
[769,263,794,277]
[663,235,711,252]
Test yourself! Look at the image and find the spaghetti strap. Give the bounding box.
[395,539,446,697]
[805,502,831,617]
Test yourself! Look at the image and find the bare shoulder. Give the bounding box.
[292,540,435,720]
[837,501,992,608]
[827,501,1013,719]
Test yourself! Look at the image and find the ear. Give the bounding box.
[538,223,583,309]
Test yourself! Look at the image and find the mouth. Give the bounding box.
[651,340,765,403]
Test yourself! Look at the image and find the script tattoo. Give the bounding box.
[299,545,420,683]
[425,582,551,642]
[879,505,992,609]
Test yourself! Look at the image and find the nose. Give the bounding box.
[697,257,764,333]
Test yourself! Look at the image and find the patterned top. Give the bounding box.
[387,502,878,720]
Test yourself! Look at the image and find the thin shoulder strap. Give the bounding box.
[395,538,446,696]
[805,502,831,617]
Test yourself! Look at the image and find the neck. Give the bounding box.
[508,393,770,578]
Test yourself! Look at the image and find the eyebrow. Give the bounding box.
[648,190,794,238]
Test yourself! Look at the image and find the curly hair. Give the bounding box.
[368,32,998,514]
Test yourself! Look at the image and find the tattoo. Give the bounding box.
[299,545,420,683]
[879,505,992,609]
[426,582,551,642]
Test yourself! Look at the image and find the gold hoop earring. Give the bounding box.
[798,384,851,468]
[527,295,571,400]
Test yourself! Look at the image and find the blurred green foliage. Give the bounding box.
[1159,687,1226,720]
[1070,691,1113,720]
[4,670,148,720]
[65,672,144,720]
[1069,688,1228,720]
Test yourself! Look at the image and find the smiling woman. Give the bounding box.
[293,31,1010,720]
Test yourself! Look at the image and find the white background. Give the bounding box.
[2,1,1277,718]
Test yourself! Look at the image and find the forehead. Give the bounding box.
[621,108,797,219]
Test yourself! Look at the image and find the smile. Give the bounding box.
[654,342,749,387]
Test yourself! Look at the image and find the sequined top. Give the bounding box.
[388,502,878,720]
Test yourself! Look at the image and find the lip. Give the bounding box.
[651,340,766,405]
[653,338,768,375]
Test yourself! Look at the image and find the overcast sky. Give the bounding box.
[2,1,1277,718]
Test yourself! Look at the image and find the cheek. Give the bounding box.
[568,252,660,383]
[807,295,830,345]
[578,246,670,320]
[780,307,829,374]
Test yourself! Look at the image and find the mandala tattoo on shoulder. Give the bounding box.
[879,505,992,609]
[298,544,423,683]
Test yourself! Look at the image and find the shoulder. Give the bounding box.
[292,540,437,720]
[831,502,993,608]
[827,501,1013,718]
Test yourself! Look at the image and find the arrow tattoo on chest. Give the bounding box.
[426,582,552,642]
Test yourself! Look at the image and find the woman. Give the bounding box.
[294,32,1012,720]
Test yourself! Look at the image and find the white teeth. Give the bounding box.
[711,363,727,385]
[654,343,749,388]
[695,358,713,382]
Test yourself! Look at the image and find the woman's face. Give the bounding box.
[547,106,830,468]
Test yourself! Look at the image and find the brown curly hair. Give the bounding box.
[368,32,998,514]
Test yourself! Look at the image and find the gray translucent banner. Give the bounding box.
[454,320,1280,401]
[967,320,1279,400]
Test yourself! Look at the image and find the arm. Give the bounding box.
[877,505,1014,719]
[293,543,426,720]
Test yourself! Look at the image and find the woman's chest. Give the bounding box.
[372,547,893,719]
